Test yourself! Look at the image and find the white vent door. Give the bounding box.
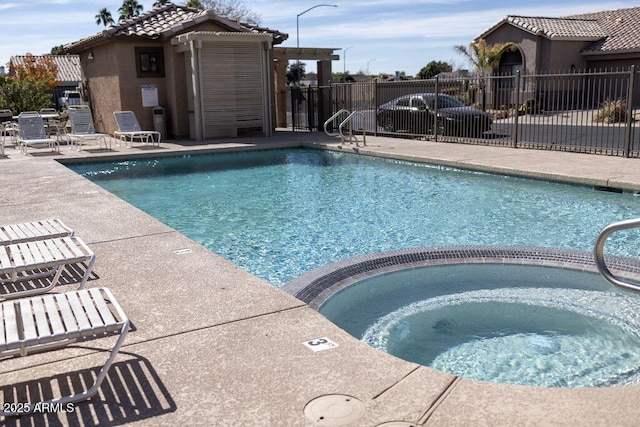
[199,42,264,138]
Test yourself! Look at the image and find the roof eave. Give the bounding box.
[582,47,640,56]
[475,17,510,41]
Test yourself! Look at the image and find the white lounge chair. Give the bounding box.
[0,110,17,155]
[0,219,74,245]
[0,287,129,415]
[17,112,60,154]
[0,236,95,299]
[68,107,111,150]
[113,111,160,148]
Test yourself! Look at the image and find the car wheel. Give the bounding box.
[429,118,446,136]
[381,116,396,132]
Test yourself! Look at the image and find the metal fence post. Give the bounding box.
[513,70,520,149]
[434,75,439,142]
[623,65,635,157]
[374,79,378,137]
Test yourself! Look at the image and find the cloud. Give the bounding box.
[0,3,20,11]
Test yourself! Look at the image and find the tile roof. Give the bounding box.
[480,6,640,54]
[567,7,640,52]
[10,55,81,84]
[505,16,606,40]
[66,3,287,52]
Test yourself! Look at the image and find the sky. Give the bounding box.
[1,0,639,77]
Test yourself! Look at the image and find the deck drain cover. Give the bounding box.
[304,394,365,425]
[375,422,418,427]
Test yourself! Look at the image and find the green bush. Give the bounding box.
[0,76,54,114]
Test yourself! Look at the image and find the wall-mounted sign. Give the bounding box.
[141,84,159,107]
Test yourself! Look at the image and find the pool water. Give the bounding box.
[319,263,640,387]
[69,148,640,286]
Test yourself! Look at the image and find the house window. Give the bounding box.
[135,47,164,77]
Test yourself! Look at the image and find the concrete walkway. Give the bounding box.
[1,132,640,426]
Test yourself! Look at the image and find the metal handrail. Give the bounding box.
[594,218,640,292]
[323,109,350,137]
[338,111,366,146]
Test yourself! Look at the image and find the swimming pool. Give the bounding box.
[69,148,640,286]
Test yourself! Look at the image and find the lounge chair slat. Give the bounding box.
[55,294,80,337]
[65,292,92,334]
[42,294,65,337]
[19,223,40,239]
[10,244,28,269]
[65,237,86,260]
[0,304,8,348]
[90,288,118,326]
[7,225,28,241]
[29,221,62,240]
[31,297,53,343]
[1,302,19,349]
[50,238,73,261]
[43,239,66,263]
[0,247,11,272]
[30,240,50,266]
[4,225,23,241]
[77,289,106,333]
[18,299,38,344]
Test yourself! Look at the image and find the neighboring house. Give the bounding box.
[479,6,640,75]
[65,3,289,140]
[476,6,640,108]
[9,54,82,108]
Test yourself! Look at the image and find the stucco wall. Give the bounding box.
[80,44,122,134]
[545,40,590,71]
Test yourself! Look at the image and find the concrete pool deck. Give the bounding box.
[1,131,640,426]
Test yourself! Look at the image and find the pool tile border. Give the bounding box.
[282,245,640,309]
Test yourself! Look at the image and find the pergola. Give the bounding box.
[272,47,339,127]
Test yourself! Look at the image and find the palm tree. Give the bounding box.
[95,8,115,27]
[118,0,144,21]
[153,0,170,7]
[455,38,517,110]
[185,0,204,9]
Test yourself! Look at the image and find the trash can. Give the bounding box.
[152,106,166,138]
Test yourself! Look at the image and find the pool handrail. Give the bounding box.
[323,109,350,137]
[338,110,366,146]
[594,217,640,292]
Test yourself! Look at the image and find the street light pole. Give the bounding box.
[296,4,338,85]
[343,46,353,82]
[366,58,376,76]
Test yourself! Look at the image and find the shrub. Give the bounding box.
[0,54,58,113]
[593,99,628,123]
[518,99,541,115]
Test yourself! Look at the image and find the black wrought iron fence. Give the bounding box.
[326,66,640,157]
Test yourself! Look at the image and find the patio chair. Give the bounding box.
[113,111,161,148]
[68,107,111,150]
[17,112,60,154]
[0,219,74,245]
[0,110,18,155]
[39,108,58,116]
[0,287,129,415]
[0,235,95,299]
